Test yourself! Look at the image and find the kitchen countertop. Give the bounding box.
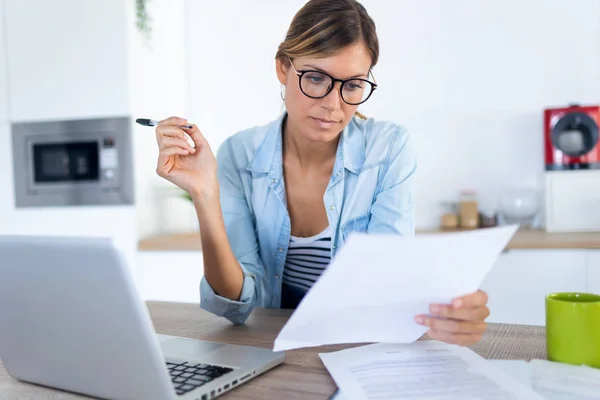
[138,228,600,252]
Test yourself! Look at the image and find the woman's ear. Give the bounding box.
[275,58,288,85]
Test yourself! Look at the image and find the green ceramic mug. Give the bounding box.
[546,292,600,368]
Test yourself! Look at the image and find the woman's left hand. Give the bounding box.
[415,289,490,346]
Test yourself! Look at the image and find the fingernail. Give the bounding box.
[415,316,426,325]
[430,304,441,314]
[453,299,463,308]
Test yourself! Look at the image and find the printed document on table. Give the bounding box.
[530,359,600,399]
[319,341,545,400]
[273,225,518,352]
[489,360,533,387]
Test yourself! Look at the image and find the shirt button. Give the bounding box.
[278,247,284,252]
[271,178,278,184]
[275,274,280,279]
[329,205,336,211]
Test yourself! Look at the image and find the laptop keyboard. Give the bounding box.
[166,361,234,396]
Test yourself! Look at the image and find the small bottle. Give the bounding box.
[479,208,498,228]
[459,190,479,229]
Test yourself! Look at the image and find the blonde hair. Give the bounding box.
[354,111,367,119]
[276,0,378,119]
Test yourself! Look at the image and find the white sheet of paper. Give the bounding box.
[273,225,518,351]
[329,360,533,399]
[318,341,544,400]
[329,390,346,400]
[489,360,533,388]
[530,359,600,399]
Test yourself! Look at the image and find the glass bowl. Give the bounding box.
[498,188,539,227]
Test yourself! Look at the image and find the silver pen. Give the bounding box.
[135,118,193,129]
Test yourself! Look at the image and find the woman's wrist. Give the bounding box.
[189,180,219,206]
[190,186,221,221]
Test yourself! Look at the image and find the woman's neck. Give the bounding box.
[282,116,338,171]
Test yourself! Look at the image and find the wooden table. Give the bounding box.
[0,301,547,399]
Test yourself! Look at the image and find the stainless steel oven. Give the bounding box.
[12,117,134,207]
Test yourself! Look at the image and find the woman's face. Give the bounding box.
[277,43,372,143]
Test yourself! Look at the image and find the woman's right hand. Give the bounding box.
[155,116,218,200]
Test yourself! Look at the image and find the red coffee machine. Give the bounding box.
[544,104,600,170]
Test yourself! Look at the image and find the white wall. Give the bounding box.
[129,0,198,239]
[184,0,600,229]
[0,1,13,234]
[185,0,296,154]
[0,0,8,124]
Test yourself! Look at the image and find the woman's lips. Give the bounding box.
[311,117,338,129]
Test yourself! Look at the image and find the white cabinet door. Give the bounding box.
[545,171,600,232]
[0,124,14,234]
[480,250,587,326]
[4,0,130,122]
[137,252,204,304]
[587,250,600,295]
[0,0,9,123]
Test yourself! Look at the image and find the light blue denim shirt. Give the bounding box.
[199,112,417,324]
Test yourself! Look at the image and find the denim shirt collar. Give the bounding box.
[245,112,365,176]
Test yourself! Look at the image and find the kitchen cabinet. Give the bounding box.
[12,206,138,276]
[545,171,600,232]
[4,0,130,122]
[587,250,600,295]
[137,252,204,304]
[0,0,9,123]
[0,124,14,234]
[480,249,588,326]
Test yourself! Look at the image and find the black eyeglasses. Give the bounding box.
[288,57,377,105]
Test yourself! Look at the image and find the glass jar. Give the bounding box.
[440,202,459,230]
[459,190,479,229]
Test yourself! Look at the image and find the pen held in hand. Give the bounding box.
[135,118,193,130]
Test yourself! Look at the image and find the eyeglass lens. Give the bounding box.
[300,71,374,105]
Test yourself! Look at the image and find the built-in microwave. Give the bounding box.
[11,116,134,207]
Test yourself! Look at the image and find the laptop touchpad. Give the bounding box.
[161,338,225,359]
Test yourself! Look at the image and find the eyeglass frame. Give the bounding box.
[286,56,378,105]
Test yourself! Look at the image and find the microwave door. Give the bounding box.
[32,141,100,185]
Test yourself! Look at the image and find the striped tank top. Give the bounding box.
[282,226,332,293]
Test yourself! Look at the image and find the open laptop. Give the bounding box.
[0,235,284,400]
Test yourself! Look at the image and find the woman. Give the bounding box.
[155,0,489,346]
